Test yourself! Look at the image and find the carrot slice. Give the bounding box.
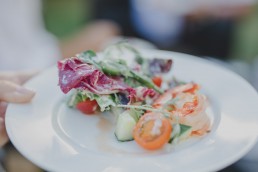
[133,112,172,150]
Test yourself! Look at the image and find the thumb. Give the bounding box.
[0,117,8,147]
[0,70,38,85]
[0,80,35,103]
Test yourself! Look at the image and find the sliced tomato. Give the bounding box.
[76,100,98,115]
[133,112,172,150]
[152,76,162,87]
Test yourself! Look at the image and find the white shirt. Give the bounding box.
[0,0,61,71]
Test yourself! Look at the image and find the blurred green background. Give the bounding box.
[42,0,92,39]
[230,4,258,62]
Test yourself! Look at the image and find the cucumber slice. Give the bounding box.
[178,124,192,141]
[115,110,136,142]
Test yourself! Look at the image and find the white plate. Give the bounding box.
[6,50,258,172]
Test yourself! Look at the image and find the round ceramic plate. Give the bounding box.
[6,50,258,172]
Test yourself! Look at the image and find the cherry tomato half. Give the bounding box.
[133,112,172,150]
[152,76,162,87]
[76,100,98,115]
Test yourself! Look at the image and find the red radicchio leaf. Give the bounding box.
[58,57,134,95]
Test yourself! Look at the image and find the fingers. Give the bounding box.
[0,72,37,147]
[0,70,38,85]
[0,80,35,103]
[14,70,38,84]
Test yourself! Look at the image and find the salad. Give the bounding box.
[57,43,211,150]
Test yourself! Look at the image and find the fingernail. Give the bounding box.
[16,86,34,94]
[15,86,35,97]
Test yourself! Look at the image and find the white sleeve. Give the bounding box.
[0,0,61,71]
